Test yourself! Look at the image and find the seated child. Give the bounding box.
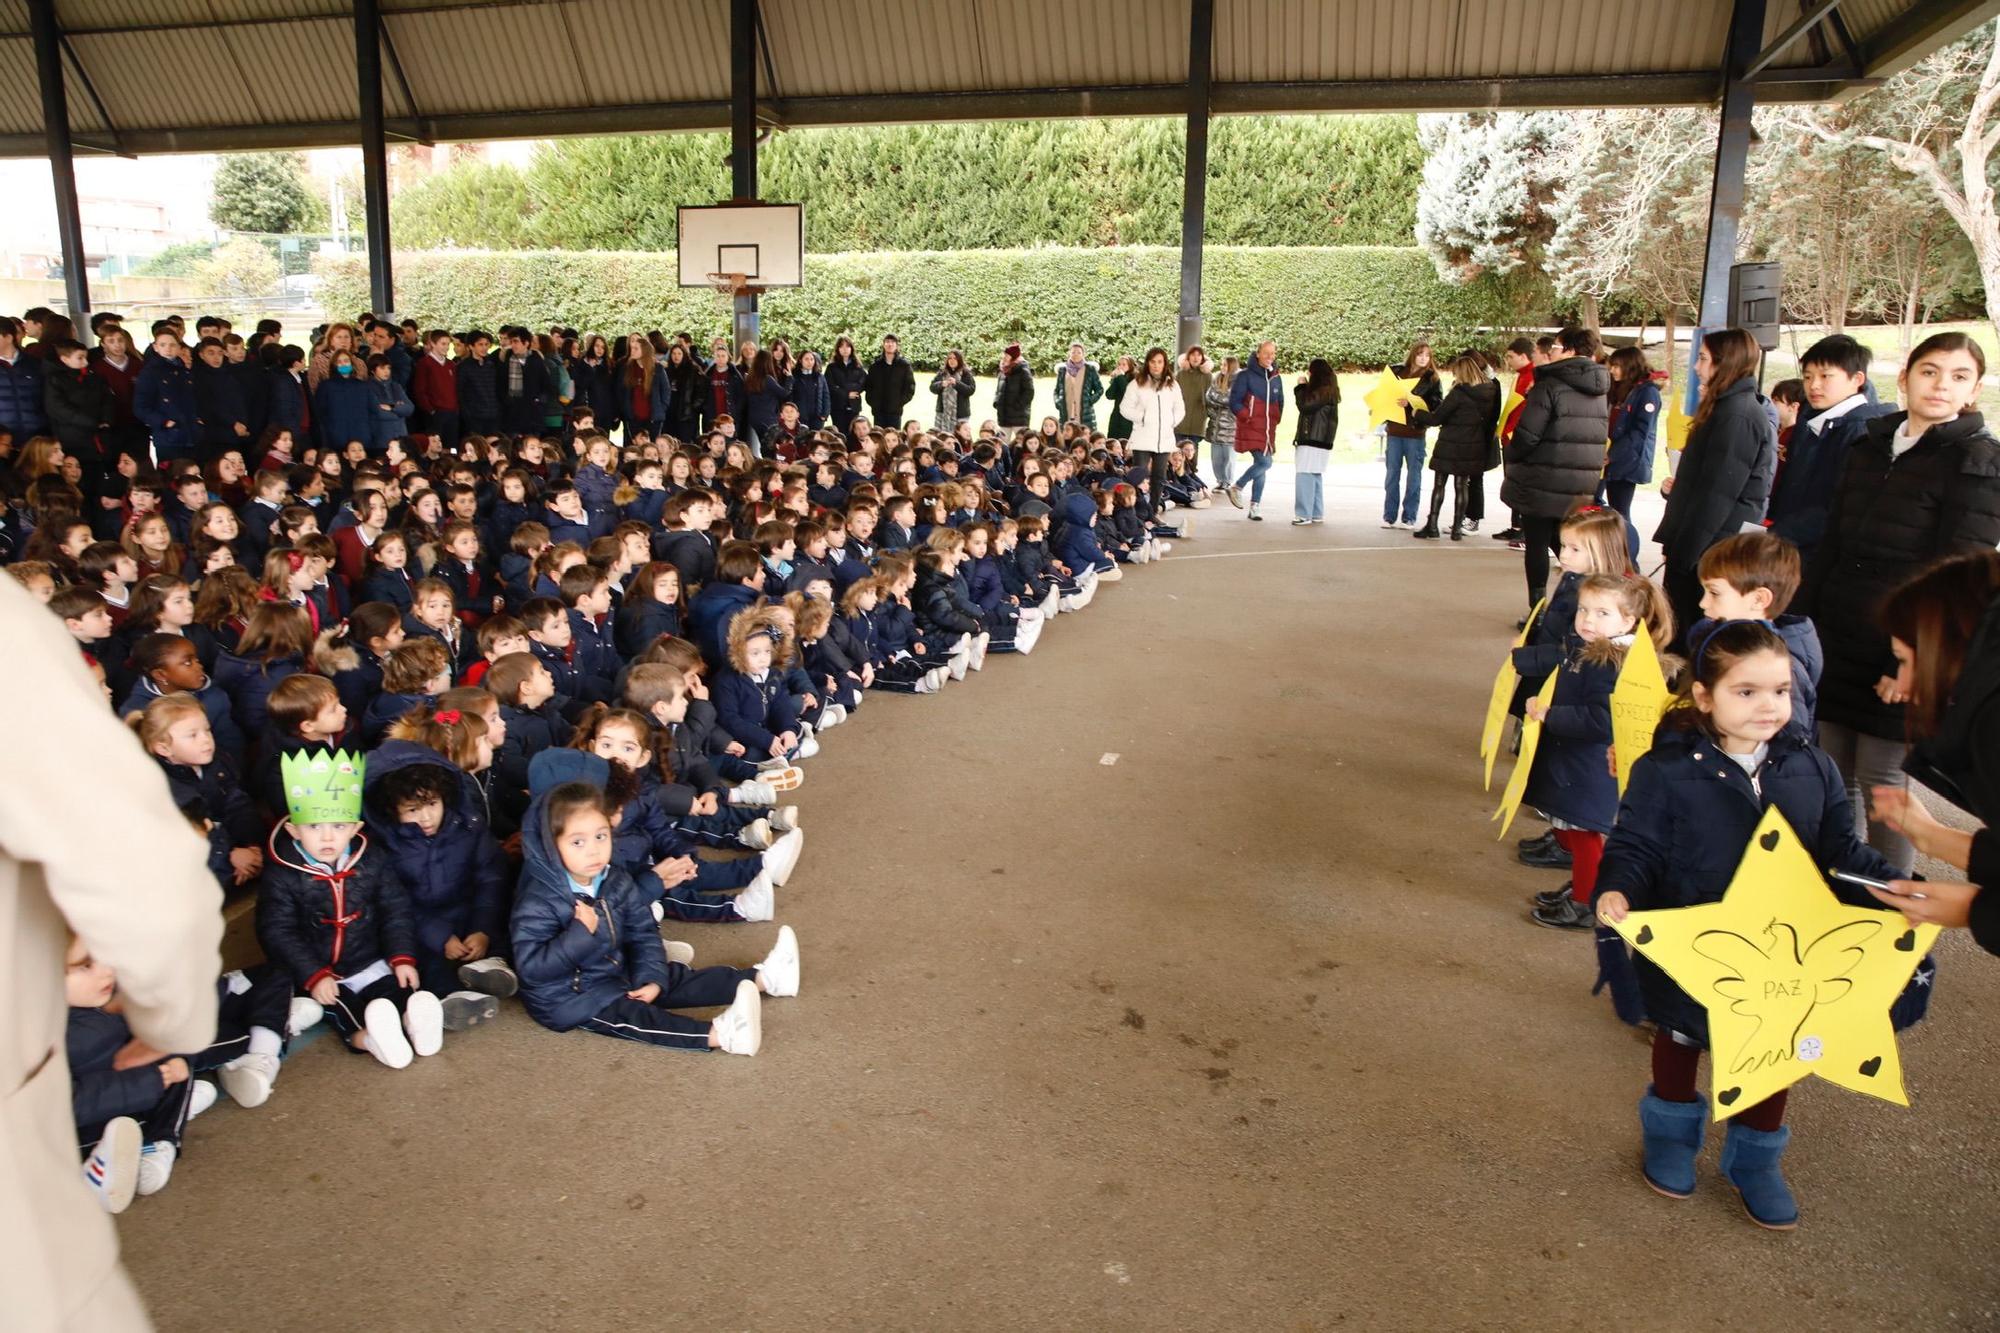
[359,637,452,748]
[614,561,683,660]
[521,594,607,705]
[913,546,990,670]
[255,748,445,1069]
[361,736,516,1024]
[119,631,248,767]
[839,577,939,694]
[319,601,405,719]
[558,563,620,699]
[487,650,569,827]
[463,613,529,689]
[791,593,866,710]
[1053,492,1120,582]
[402,576,470,675]
[69,933,306,1212]
[714,610,816,762]
[511,767,799,1055]
[252,672,350,820]
[133,694,264,890]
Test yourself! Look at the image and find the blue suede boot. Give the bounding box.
[1720,1121,1799,1230]
[1638,1087,1707,1198]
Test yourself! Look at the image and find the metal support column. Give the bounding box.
[355,0,393,313]
[730,0,760,348]
[29,0,89,321]
[1696,0,1765,331]
[1177,0,1213,354]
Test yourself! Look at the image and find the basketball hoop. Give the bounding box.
[706,271,753,298]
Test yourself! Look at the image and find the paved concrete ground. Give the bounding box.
[118,465,2000,1330]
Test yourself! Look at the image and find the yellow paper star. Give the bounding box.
[1493,671,1557,837]
[1609,807,1938,1121]
[1609,621,1671,795]
[1499,385,1524,437]
[1365,367,1423,429]
[1664,389,1693,453]
[1479,596,1543,790]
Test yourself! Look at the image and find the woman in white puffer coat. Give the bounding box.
[1118,346,1186,517]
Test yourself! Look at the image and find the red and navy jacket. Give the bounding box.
[254,830,418,992]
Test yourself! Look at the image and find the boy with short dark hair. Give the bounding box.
[558,563,619,697]
[1692,529,1822,739]
[1766,334,1888,560]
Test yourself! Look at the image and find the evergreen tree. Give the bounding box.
[209,152,316,234]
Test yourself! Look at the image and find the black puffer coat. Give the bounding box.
[1412,379,1501,476]
[1799,410,2000,740]
[1500,356,1610,519]
[1653,376,1776,571]
[1905,589,2000,951]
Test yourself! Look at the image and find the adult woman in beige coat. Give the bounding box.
[1,572,221,1331]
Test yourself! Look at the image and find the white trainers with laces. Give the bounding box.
[404,990,444,1057]
[363,997,413,1069]
[739,817,775,850]
[764,826,804,886]
[187,1078,218,1120]
[730,779,778,806]
[711,980,763,1056]
[458,956,519,997]
[732,872,775,922]
[969,632,990,671]
[135,1141,177,1197]
[768,804,799,832]
[286,996,324,1036]
[664,940,696,966]
[756,924,801,998]
[218,1052,281,1108]
[84,1117,141,1214]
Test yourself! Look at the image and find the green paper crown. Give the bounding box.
[280,748,366,825]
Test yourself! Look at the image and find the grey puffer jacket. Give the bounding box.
[1500,356,1611,519]
[1203,382,1235,449]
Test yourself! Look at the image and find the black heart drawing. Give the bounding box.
[1759,830,1780,851]
[1718,1087,1741,1106]
[1635,925,1654,945]
[1859,1056,1882,1078]
[1896,930,1916,952]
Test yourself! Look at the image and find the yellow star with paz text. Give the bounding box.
[1609,620,1671,795]
[1364,367,1423,429]
[1609,807,1937,1121]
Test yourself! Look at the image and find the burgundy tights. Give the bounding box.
[1651,1029,1787,1131]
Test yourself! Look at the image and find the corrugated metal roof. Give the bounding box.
[0,0,1986,156]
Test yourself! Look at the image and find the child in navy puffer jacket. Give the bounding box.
[1594,621,1933,1231]
[510,755,797,1055]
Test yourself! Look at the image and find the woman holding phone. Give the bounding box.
[1863,550,2000,953]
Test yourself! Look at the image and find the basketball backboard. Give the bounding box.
[677,202,804,289]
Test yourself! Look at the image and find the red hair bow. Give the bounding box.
[435,709,462,726]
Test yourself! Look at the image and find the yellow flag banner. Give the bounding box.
[1611,621,1672,795]
[1479,597,1544,791]
[1364,367,1424,429]
[1494,671,1559,838]
[1609,808,1937,1121]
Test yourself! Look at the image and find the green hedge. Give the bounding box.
[319,245,1503,369]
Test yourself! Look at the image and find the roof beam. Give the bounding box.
[1860,0,2000,81]
[0,69,1892,159]
[1743,0,1848,81]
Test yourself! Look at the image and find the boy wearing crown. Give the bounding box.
[256,748,443,1069]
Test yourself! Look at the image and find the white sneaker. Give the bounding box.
[1097,563,1124,583]
[441,990,500,1031]
[730,779,778,806]
[793,732,821,760]
[664,939,696,966]
[404,990,444,1057]
[84,1117,141,1214]
[218,1052,280,1108]
[286,997,324,1037]
[650,898,666,924]
[739,816,774,850]
[1381,518,1398,529]
[946,652,968,682]
[1016,606,1043,624]
[187,1078,218,1120]
[1058,594,1084,613]
[912,673,936,694]
[1156,542,1173,557]
[768,804,799,832]
[711,980,762,1056]
[969,632,990,671]
[1039,586,1060,618]
[458,956,519,998]
[363,997,413,1069]
[1014,616,1043,654]
[925,666,949,690]
[764,826,804,886]
[764,764,804,791]
[135,1141,177,1198]
[757,924,800,998]
[818,703,847,730]
[732,872,775,922]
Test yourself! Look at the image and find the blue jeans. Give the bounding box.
[1237,449,1273,503]
[1206,439,1233,489]
[1294,472,1323,521]
[1383,436,1425,523]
